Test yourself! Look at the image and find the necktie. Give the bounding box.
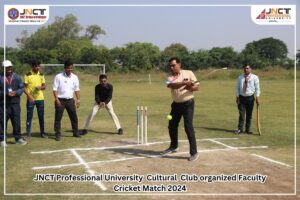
[243,74,250,93]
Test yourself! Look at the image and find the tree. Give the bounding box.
[56,39,93,63]
[161,43,189,68]
[243,37,288,66]
[187,49,212,70]
[84,25,106,40]
[16,14,105,51]
[209,47,238,68]
[17,48,56,64]
[121,42,161,71]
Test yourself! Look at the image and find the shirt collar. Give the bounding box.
[63,72,72,78]
[31,70,40,75]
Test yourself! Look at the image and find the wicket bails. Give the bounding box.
[136,106,148,144]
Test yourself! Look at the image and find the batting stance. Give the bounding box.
[81,74,123,135]
[235,65,260,134]
[162,57,199,162]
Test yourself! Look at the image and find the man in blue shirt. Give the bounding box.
[235,65,260,134]
[0,60,27,146]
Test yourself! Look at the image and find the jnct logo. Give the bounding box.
[20,9,47,16]
[8,8,19,20]
[5,5,49,25]
[256,8,292,20]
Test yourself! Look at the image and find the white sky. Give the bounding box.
[1,0,299,58]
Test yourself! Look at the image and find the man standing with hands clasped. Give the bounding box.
[235,64,260,134]
[53,61,81,141]
[162,57,199,162]
[0,60,26,146]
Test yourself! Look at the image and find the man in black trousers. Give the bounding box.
[53,61,81,141]
[0,60,27,146]
[162,57,199,162]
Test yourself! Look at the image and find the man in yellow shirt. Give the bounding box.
[24,60,47,139]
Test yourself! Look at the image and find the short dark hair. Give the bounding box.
[99,74,107,80]
[31,60,40,67]
[168,57,181,64]
[64,61,73,68]
[243,64,251,69]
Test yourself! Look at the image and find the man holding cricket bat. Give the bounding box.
[235,65,260,134]
[162,57,199,162]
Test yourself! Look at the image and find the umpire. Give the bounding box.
[235,65,260,134]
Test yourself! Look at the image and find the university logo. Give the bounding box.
[256,9,265,19]
[5,5,49,25]
[251,5,295,25]
[8,8,19,20]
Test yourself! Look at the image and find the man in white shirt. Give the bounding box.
[53,61,81,141]
[235,65,260,134]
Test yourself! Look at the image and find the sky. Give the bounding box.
[1,0,299,58]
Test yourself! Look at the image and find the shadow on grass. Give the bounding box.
[65,129,116,135]
[196,126,234,133]
[106,148,187,160]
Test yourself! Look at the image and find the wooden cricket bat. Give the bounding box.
[257,104,262,135]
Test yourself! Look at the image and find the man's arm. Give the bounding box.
[105,85,113,104]
[24,83,35,103]
[235,77,241,104]
[254,76,260,105]
[53,90,61,107]
[75,90,80,108]
[14,75,24,96]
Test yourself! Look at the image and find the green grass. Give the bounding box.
[0,69,298,199]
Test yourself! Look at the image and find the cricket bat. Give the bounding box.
[257,104,262,135]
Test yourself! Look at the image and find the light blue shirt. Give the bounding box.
[236,73,260,97]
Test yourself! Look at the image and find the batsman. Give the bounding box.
[235,64,261,134]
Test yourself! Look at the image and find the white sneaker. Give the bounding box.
[1,141,7,147]
[188,153,199,161]
[16,138,27,145]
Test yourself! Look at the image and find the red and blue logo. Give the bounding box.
[8,8,19,20]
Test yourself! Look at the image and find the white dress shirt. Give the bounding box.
[53,72,80,99]
[236,73,260,97]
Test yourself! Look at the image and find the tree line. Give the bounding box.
[1,14,298,75]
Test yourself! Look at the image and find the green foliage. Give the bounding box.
[7,14,295,73]
[161,43,189,68]
[242,37,288,67]
[120,42,161,71]
[84,25,106,40]
[56,39,92,63]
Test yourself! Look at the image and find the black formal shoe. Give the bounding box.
[41,133,48,138]
[73,133,81,138]
[80,129,88,135]
[161,147,179,155]
[117,128,123,135]
[55,135,61,141]
[246,131,253,134]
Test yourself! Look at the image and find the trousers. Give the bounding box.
[54,98,78,136]
[0,103,21,141]
[26,100,44,136]
[84,101,121,130]
[237,95,255,132]
[168,99,197,156]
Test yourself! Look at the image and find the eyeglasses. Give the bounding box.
[169,64,176,67]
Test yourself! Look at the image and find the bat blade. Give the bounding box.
[257,104,262,135]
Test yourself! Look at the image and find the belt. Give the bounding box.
[58,98,73,101]
[173,98,194,104]
[239,95,254,98]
